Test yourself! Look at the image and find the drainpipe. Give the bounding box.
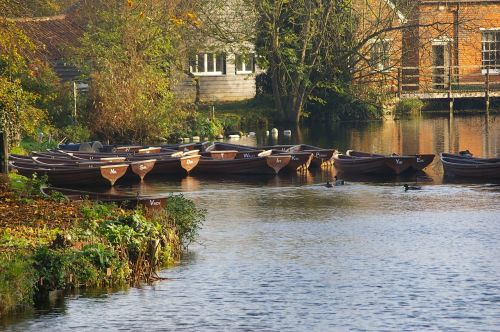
[453,4,459,84]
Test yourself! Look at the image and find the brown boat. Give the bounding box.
[193,150,291,175]
[440,153,500,178]
[10,154,156,182]
[333,151,413,175]
[142,155,201,176]
[41,186,168,211]
[9,161,129,186]
[261,144,335,168]
[203,142,311,172]
[347,150,435,171]
[29,149,200,177]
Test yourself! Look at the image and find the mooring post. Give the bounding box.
[1,130,8,174]
[448,65,453,115]
[485,66,490,113]
[397,67,402,98]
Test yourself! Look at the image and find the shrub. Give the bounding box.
[395,99,425,115]
[8,173,48,198]
[0,252,38,315]
[163,194,205,248]
[59,124,92,143]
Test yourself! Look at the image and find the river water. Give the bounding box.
[2,114,500,331]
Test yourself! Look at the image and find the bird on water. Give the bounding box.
[325,181,333,188]
[404,184,421,191]
[334,176,345,186]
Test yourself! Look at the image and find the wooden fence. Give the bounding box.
[397,65,500,102]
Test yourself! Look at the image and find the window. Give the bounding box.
[235,53,255,74]
[189,53,226,75]
[482,30,500,74]
[369,40,391,72]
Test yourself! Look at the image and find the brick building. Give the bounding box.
[402,0,500,93]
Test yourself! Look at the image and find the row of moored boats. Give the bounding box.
[8,142,499,187]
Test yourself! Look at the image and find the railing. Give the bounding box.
[397,65,500,99]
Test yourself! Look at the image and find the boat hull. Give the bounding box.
[333,154,390,175]
[193,155,291,175]
[10,162,129,186]
[441,154,500,178]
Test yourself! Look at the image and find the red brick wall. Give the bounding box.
[416,2,500,90]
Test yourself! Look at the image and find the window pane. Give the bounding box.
[236,54,243,72]
[197,54,205,72]
[216,53,225,73]
[207,53,214,72]
[247,54,254,72]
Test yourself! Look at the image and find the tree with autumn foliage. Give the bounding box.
[0,19,60,147]
[73,0,203,143]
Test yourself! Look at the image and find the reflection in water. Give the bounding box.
[2,115,500,331]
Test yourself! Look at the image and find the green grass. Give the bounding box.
[199,96,276,132]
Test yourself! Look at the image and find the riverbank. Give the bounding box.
[199,96,276,135]
[0,173,204,317]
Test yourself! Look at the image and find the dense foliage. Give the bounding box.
[0,173,205,316]
[73,0,203,143]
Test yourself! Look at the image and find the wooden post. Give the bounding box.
[485,66,490,113]
[73,81,77,123]
[448,65,453,115]
[1,130,8,174]
[397,67,402,98]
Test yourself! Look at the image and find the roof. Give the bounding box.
[11,14,84,62]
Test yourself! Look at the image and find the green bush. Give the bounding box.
[8,173,48,198]
[59,124,92,143]
[395,99,425,115]
[0,252,38,315]
[163,194,205,248]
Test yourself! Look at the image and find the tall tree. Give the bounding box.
[256,0,355,123]
[74,0,199,143]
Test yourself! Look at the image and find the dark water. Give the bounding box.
[2,114,500,331]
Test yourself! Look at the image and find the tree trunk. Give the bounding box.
[1,130,8,174]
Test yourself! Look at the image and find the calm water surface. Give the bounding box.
[2,114,500,331]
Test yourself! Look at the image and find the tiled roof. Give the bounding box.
[13,14,84,62]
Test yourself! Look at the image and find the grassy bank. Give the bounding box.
[0,173,204,317]
[199,96,276,134]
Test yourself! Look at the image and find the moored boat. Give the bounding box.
[347,150,435,171]
[333,152,389,175]
[9,161,129,186]
[10,154,156,182]
[262,144,335,168]
[440,153,500,178]
[193,150,291,175]
[41,186,168,211]
[207,142,312,171]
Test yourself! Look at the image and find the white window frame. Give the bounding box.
[189,53,225,76]
[235,53,255,75]
[481,29,500,75]
[368,39,392,73]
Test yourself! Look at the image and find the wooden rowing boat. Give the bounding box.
[204,142,312,172]
[40,186,168,211]
[28,148,201,177]
[193,151,291,175]
[262,144,335,168]
[9,161,129,186]
[333,152,413,175]
[440,153,500,178]
[347,150,435,171]
[10,154,156,182]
